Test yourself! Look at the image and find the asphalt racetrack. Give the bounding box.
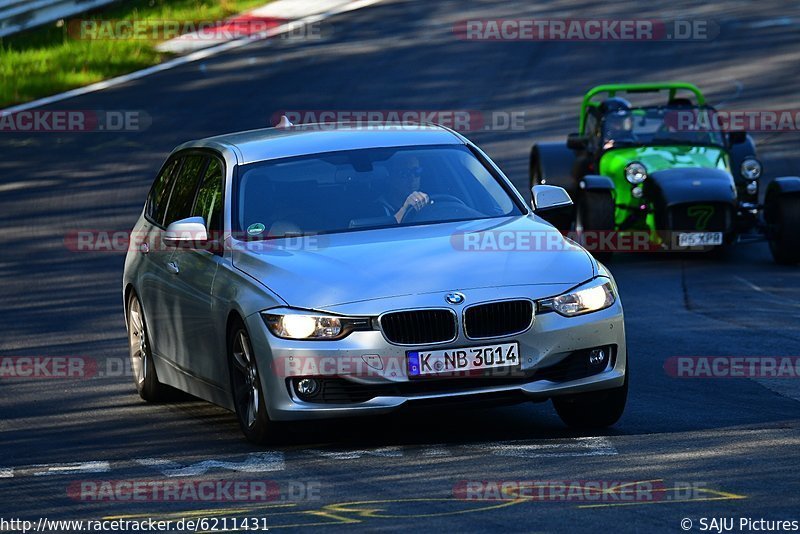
[1,0,799,532]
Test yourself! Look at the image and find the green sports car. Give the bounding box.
[529,82,800,263]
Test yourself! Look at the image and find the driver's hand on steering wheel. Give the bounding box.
[395,191,430,222]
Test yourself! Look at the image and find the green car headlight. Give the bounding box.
[625,162,648,185]
[539,278,616,317]
[261,309,372,340]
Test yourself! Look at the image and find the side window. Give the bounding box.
[164,155,208,226]
[147,158,180,225]
[192,158,224,234]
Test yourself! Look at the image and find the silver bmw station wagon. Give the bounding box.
[123,122,627,443]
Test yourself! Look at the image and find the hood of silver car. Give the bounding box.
[232,215,595,309]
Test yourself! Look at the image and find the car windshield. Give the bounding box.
[601,105,725,148]
[235,144,523,239]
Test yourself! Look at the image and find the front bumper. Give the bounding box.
[245,298,626,422]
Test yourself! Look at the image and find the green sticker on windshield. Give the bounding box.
[247,223,266,236]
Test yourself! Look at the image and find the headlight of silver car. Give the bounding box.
[740,158,762,180]
[538,278,616,317]
[261,308,372,340]
[624,162,648,185]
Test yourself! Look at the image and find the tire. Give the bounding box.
[577,190,616,263]
[126,292,168,402]
[228,319,273,444]
[552,371,628,429]
[767,195,800,265]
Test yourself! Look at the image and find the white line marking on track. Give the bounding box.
[472,437,618,459]
[32,461,110,476]
[421,446,451,457]
[747,17,793,29]
[306,446,403,460]
[0,438,617,479]
[135,452,285,477]
[733,276,800,307]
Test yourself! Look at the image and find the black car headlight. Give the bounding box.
[539,278,616,317]
[625,162,648,185]
[261,308,372,340]
[740,158,761,180]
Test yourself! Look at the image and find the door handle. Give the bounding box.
[166,261,179,275]
[139,242,150,254]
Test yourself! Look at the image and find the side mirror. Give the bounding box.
[567,133,588,150]
[531,185,573,212]
[164,217,208,247]
[728,131,747,145]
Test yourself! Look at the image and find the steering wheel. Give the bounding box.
[401,194,479,224]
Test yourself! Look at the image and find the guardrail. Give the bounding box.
[0,0,117,38]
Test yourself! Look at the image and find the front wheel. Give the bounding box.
[552,372,628,429]
[577,190,616,264]
[229,321,273,444]
[767,194,800,265]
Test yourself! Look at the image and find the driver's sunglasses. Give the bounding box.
[400,166,423,181]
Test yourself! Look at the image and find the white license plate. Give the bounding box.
[407,342,519,377]
[678,232,723,247]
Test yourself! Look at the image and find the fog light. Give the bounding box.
[746,181,758,195]
[295,378,320,398]
[588,348,607,366]
[631,185,644,198]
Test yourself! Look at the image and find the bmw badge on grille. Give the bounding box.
[445,292,465,305]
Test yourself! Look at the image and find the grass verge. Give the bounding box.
[0,0,269,108]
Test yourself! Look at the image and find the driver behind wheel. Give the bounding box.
[604,111,635,145]
[377,153,431,223]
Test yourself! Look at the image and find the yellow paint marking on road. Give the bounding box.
[320,497,527,519]
[304,509,361,523]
